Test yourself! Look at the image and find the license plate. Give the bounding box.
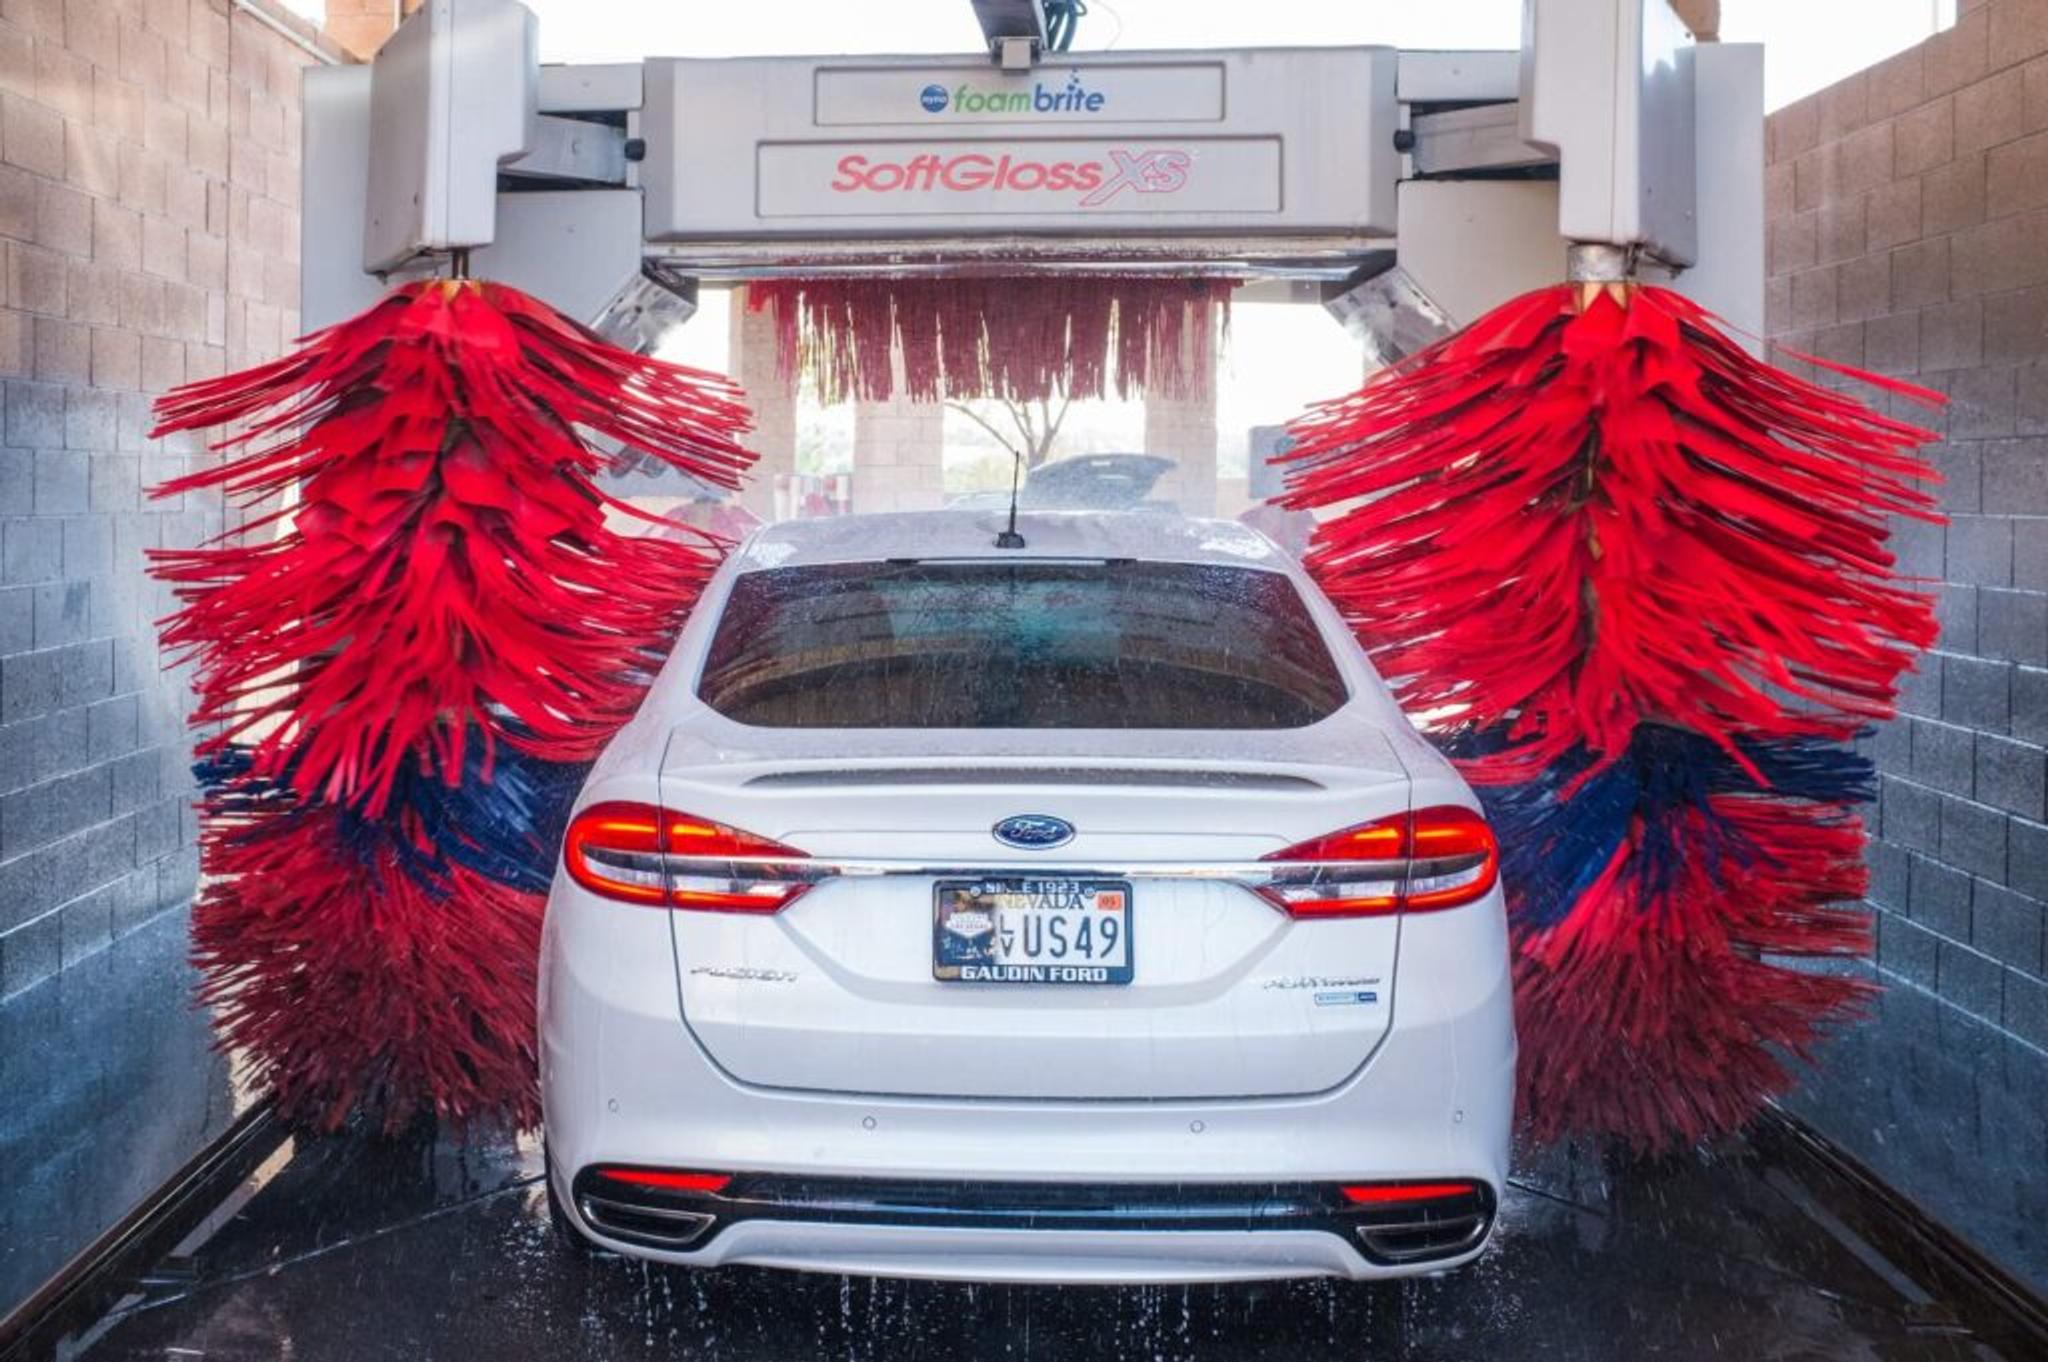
[933,878,1133,985]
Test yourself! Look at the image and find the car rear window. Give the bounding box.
[697,561,1348,729]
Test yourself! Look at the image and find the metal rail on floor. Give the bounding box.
[1751,1106,2048,1356]
[0,1102,287,1362]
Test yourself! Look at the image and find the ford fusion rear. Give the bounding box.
[539,512,1514,1284]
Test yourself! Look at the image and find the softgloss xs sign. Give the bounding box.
[642,49,1398,243]
[756,140,1281,217]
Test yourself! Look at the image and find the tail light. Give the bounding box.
[594,1167,732,1194]
[1255,805,1497,917]
[563,800,823,912]
[1340,1180,1483,1204]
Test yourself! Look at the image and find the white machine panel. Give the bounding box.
[1520,0,1696,266]
[642,47,1399,242]
[1673,42,1764,347]
[364,0,540,273]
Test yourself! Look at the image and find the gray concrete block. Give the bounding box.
[0,448,28,516]
[1877,907,1941,987]
[30,578,89,650]
[2018,666,2048,743]
[1981,437,2048,513]
[1909,853,1975,938]
[1872,714,1914,771]
[130,797,180,862]
[1948,515,2014,586]
[1941,794,2010,879]
[1893,514,1948,581]
[155,845,198,910]
[1943,653,2011,730]
[1937,938,2006,1020]
[1931,444,1982,513]
[0,908,60,998]
[62,388,117,452]
[1869,838,1911,909]
[1880,776,1943,852]
[1,516,62,584]
[2012,817,2048,901]
[0,762,111,859]
[1937,584,1979,653]
[84,454,136,514]
[1977,733,2047,818]
[108,747,159,816]
[0,584,28,656]
[1899,653,1944,718]
[32,450,86,515]
[0,707,86,796]
[115,392,151,452]
[1972,881,2045,974]
[59,515,109,580]
[2005,966,2048,1049]
[85,693,137,762]
[56,884,114,969]
[3,382,63,448]
[0,647,64,723]
[108,865,160,938]
[2021,522,2048,590]
[1979,587,2048,664]
[1911,717,1976,795]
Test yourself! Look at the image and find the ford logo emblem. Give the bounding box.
[992,815,1074,850]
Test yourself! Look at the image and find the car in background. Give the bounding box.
[539,509,1514,1284]
[948,453,1178,514]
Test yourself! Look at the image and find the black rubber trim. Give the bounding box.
[1752,1107,2048,1357]
[569,1169,1498,1268]
[0,1101,288,1362]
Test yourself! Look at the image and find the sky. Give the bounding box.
[505,0,1959,111]
[273,0,1964,109]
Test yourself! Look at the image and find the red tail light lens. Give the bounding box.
[1256,805,1497,918]
[564,800,820,912]
[594,1167,732,1194]
[1340,1180,1482,1204]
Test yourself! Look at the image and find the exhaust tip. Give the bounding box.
[573,1166,731,1249]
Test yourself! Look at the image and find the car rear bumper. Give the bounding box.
[563,1168,1497,1282]
[539,880,1515,1282]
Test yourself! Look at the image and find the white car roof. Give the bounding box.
[730,511,1287,572]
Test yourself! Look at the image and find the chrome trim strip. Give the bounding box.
[743,767,1326,792]
[645,852,1479,881]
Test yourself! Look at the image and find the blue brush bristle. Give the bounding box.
[196,738,587,896]
[1439,725,1874,929]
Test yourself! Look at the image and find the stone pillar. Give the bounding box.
[1143,392,1219,517]
[1669,0,1720,40]
[851,396,947,513]
[324,0,408,61]
[727,288,798,520]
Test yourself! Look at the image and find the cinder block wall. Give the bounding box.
[1765,0,2048,1045]
[0,0,326,998]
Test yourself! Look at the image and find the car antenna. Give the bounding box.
[995,447,1026,549]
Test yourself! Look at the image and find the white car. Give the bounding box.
[539,510,1515,1284]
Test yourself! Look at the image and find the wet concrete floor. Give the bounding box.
[62,1122,2018,1361]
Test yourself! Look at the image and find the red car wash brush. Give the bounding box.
[1283,263,1941,1152]
[149,279,755,1132]
[748,275,1232,404]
